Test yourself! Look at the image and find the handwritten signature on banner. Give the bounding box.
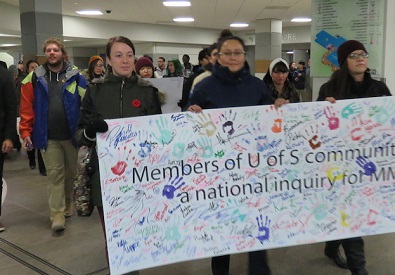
[96,97,395,275]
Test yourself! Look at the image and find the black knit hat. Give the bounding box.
[337,40,367,66]
[135,57,154,73]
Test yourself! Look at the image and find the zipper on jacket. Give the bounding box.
[120,79,125,117]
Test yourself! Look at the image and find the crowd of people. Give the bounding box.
[0,31,390,275]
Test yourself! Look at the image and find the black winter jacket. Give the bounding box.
[76,72,162,206]
[0,66,17,143]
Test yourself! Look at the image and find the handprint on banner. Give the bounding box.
[302,124,322,149]
[153,116,175,145]
[197,137,214,158]
[307,194,328,221]
[138,140,152,158]
[111,146,132,175]
[162,176,186,199]
[254,214,271,244]
[172,130,192,158]
[341,102,363,119]
[266,106,283,133]
[356,156,377,176]
[220,110,237,136]
[374,101,395,125]
[339,209,350,227]
[196,113,217,137]
[350,116,364,141]
[324,105,339,130]
[165,223,182,241]
[249,123,268,152]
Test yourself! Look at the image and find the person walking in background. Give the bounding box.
[0,64,17,232]
[293,60,307,101]
[76,36,162,273]
[19,60,46,175]
[288,61,297,83]
[191,42,218,92]
[182,54,194,79]
[155,56,166,77]
[178,48,210,111]
[19,37,86,231]
[263,58,300,103]
[318,40,391,275]
[188,29,274,275]
[163,58,183,78]
[304,58,312,102]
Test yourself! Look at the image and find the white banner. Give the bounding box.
[97,96,395,275]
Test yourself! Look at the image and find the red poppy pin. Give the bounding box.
[132,99,141,108]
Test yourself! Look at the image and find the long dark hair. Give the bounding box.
[324,63,369,99]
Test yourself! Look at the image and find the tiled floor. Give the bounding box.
[1,150,395,275]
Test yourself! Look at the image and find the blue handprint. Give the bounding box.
[255,214,271,244]
[356,156,376,176]
[138,141,152,158]
[162,177,186,199]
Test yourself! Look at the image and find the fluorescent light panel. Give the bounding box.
[163,1,191,7]
[230,23,249,28]
[173,17,194,22]
[291,17,311,22]
[76,10,103,15]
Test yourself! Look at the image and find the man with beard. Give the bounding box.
[20,37,86,231]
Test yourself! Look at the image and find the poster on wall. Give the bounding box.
[311,0,386,77]
[97,96,395,274]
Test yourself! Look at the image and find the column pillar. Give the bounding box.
[254,19,282,76]
[19,0,63,64]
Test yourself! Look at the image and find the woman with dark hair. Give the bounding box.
[318,40,391,275]
[86,55,105,83]
[188,29,275,275]
[135,56,155,78]
[263,58,300,103]
[75,36,162,272]
[163,58,183,77]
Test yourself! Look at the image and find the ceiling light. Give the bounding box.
[76,10,103,15]
[230,23,249,28]
[291,17,312,23]
[286,51,294,54]
[173,17,194,22]
[163,1,191,7]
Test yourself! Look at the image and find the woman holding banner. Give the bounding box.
[317,40,391,275]
[75,36,162,272]
[188,29,275,275]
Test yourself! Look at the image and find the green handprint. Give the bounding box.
[197,137,213,158]
[153,116,174,145]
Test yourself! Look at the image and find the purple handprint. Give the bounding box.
[255,214,271,244]
[162,177,186,199]
[356,156,376,176]
[324,106,339,130]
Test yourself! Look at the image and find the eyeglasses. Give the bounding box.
[218,51,246,57]
[348,52,369,59]
[95,64,104,68]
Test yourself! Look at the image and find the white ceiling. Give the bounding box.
[2,0,311,29]
[0,0,312,49]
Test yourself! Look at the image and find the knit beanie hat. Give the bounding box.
[337,40,367,66]
[269,58,289,75]
[135,57,154,73]
[88,55,103,67]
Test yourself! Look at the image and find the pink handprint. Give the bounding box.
[324,106,339,130]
